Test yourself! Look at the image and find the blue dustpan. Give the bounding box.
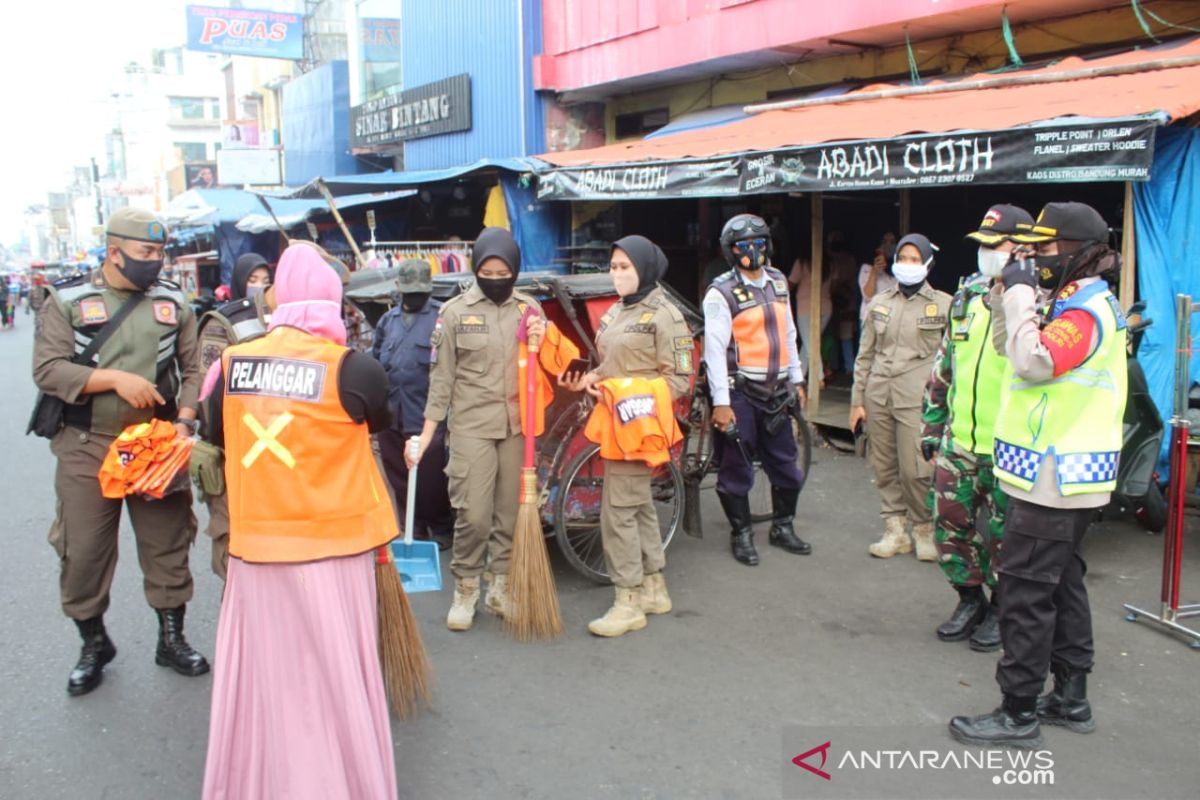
[390,438,443,592]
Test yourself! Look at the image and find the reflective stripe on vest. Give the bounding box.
[714,267,790,386]
[947,291,1005,455]
[221,326,398,563]
[992,282,1128,495]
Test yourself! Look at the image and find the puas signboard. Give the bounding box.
[186,5,303,61]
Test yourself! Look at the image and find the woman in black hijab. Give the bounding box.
[561,235,695,638]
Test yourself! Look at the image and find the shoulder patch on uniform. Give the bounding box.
[79,298,109,325]
[153,301,178,325]
[675,349,693,374]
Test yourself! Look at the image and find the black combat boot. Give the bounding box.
[767,487,812,555]
[949,694,1043,749]
[968,588,1001,652]
[717,490,758,566]
[68,617,117,697]
[1037,664,1096,733]
[155,607,210,676]
[937,585,986,642]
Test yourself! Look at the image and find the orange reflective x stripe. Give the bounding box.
[241,412,296,469]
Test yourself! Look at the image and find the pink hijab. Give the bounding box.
[200,244,347,401]
[269,243,348,344]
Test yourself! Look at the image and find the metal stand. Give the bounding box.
[1125,294,1200,648]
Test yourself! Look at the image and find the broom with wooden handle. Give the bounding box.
[374,443,432,717]
[505,319,564,641]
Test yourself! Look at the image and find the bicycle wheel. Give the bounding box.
[554,443,684,584]
[749,411,814,523]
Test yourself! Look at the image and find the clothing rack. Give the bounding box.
[1124,293,1200,648]
[364,240,474,275]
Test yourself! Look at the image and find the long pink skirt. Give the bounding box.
[202,552,397,800]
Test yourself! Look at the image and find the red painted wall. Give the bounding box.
[537,0,1021,91]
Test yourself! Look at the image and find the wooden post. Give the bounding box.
[316,179,368,270]
[255,194,291,245]
[899,188,911,234]
[1121,181,1137,311]
[808,192,824,417]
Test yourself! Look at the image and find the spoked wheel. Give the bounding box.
[553,443,685,584]
[749,410,814,523]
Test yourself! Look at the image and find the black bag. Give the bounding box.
[27,294,146,439]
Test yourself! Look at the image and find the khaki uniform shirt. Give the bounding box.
[424,283,542,439]
[33,269,200,436]
[594,287,694,400]
[852,282,951,409]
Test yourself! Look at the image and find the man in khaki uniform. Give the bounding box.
[410,227,545,631]
[33,207,209,696]
[850,233,951,560]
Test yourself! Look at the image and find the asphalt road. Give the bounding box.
[1,310,1197,799]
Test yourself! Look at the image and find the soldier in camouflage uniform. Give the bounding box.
[921,205,1032,652]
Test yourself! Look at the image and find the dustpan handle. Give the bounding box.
[405,436,420,546]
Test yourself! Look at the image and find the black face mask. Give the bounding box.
[401,292,430,312]
[1033,253,1070,289]
[118,250,163,291]
[476,276,516,304]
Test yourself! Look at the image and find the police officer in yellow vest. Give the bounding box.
[33,207,208,696]
[950,202,1126,748]
[705,214,810,566]
[921,205,1033,652]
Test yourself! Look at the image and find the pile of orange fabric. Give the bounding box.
[584,377,682,467]
[98,419,195,499]
[518,318,582,437]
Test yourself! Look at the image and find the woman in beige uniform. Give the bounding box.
[409,227,545,632]
[849,233,951,560]
[562,235,694,637]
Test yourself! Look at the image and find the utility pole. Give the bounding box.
[91,157,103,227]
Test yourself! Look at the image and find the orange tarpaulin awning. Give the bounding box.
[538,36,1200,169]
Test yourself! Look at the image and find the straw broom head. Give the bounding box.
[375,546,433,718]
[504,467,563,641]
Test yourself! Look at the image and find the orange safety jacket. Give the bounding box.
[518,320,581,437]
[711,266,791,386]
[221,326,398,563]
[584,377,682,467]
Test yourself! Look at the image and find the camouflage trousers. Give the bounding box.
[931,448,1007,588]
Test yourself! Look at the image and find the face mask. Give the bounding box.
[476,275,516,304]
[246,285,266,300]
[892,256,931,286]
[1033,253,1069,289]
[401,291,430,312]
[735,241,768,270]
[977,248,1009,278]
[118,251,163,290]
[611,268,639,298]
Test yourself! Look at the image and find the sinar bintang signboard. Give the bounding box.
[535,117,1158,201]
[350,75,472,148]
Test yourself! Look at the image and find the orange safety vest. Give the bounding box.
[584,377,682,467]
[518,320,581,437]
[221,326,398,563]
[711,266,791,385]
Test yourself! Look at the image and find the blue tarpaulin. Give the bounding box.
[1134,125,1200,477]
[268,158,539,198]
[500,173,565,273]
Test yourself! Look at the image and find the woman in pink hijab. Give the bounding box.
[201,243,399,800]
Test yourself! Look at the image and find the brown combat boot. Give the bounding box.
[868,516,913,558]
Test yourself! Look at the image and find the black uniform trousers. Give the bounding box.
[714,387,804,496]
[995,496,1095,698]
[378,426,454,539]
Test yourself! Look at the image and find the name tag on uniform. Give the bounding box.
[772,279,788,295]
[625,323,656,333]
[457,314,488,334]
[153,301,177,325]
[919,315,948,326]
[79,299,108,324]
[227,356,326,402]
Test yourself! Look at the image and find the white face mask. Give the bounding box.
[611,268,639,298]
[977,247,1009,278]
[892,256,932,286]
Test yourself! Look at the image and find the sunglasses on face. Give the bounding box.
[735,238,768,251]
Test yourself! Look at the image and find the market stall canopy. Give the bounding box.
[534,36,1200,200]
[268,157,540,199]
[162,188,413,230]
